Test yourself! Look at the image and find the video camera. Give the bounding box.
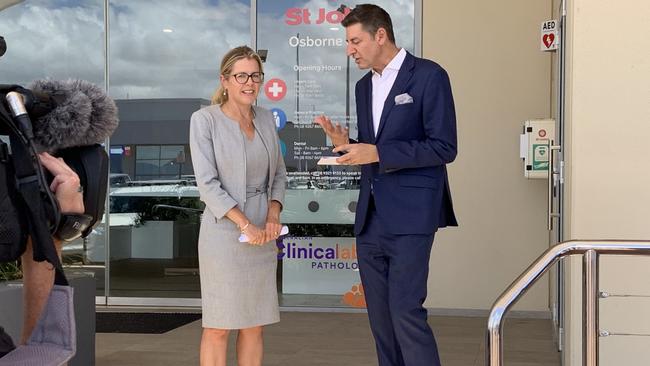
[0,39,118,264]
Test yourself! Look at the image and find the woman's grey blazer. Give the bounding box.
[189,105,287,219]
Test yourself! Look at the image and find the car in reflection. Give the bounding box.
[180,175,197,185]
[109,173,197,189]
[287,179,326,190]
[109,173,132,187]
[127,179,194,187]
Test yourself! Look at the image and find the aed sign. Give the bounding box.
[541,20,558,51]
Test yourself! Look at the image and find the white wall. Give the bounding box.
[562,0,650,364]
[422,1,554,312]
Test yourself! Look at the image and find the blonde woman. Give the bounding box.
[189,46,287,366]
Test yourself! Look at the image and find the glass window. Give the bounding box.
[132,145,185,179]
[0,1,104,86]
[108,0,251,99]
[107,0,251,299]
[256,0,417,308]
[1,0,417,307]
[136,146,160,160]
[135,160,160,176]
[0,0,106,297]
[161,145,184,159]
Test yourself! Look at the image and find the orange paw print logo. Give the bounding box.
[342,283,367,308]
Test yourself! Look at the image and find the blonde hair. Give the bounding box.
[211,46,264,105]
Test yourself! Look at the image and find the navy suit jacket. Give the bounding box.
[354,51,458,236]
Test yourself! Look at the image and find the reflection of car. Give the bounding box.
[128,179,194,186]
[110,173,198,188]
[109,184,199,198]
[110,173,132,187]
[287,179,325,190]
[335,181,348,190]
[180,175,196,184]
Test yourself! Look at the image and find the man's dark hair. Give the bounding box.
[341,4,395,44]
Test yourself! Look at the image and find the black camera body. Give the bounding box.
[0,133,29,261]
[0,86,109,263]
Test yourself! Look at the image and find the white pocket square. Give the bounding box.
[394,93,413,105]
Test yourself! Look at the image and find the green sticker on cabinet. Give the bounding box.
[533,144,549,170]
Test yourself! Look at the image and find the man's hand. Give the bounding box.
[38,152,84,214]
[333,143,379,165]
[314,115,349,147]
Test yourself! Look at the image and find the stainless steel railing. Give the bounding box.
[486,240,650,366]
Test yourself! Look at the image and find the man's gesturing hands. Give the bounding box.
[314,115,379,165]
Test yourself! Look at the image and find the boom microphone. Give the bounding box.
[1,78,118,243]
[23,79,119,151]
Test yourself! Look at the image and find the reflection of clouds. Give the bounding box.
[0,0,414,105]
[0,0,251,99]
[109,0,250,99]
[0,0,105,85]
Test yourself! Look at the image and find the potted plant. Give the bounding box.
[0,261,21,282]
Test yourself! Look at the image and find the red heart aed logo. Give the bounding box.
[543,34,555,48]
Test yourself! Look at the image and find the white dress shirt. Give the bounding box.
[371,48,407,137]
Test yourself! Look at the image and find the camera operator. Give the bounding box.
[19,152,84,344]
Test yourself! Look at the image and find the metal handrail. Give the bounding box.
[486,240,650,366]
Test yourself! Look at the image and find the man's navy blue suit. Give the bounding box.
[353,51,458,366]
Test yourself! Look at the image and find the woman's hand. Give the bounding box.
[265,200,283,241]
[242,223,266,245]
[265,216,283,242]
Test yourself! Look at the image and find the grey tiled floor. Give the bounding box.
[96,312,561,366]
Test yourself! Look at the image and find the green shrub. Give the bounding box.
[0,261,22,282]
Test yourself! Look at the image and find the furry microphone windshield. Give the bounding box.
[27,79,119,152]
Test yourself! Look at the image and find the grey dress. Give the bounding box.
[189,105,286,329]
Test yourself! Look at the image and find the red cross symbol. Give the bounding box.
[265,78,287,102]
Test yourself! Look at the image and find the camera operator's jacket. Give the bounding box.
[189,105,287,220]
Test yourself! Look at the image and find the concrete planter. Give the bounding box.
[0,272,96,366]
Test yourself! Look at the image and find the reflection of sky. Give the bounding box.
[49,0,87,7]
[208,0,249,5]
[0,0,414,113]
[257,0,310,17]
[0,0,414,172]
[0,0,414,99]
[108,0,252,99]
[0,0,105,85]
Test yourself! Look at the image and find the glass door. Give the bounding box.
[255,0,420,308]
[105,0,251,304]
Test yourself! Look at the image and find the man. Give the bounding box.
[0,151,84,361]
[21,152,84,344]
[315,4,457,366]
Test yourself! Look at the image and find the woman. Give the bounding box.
[189,46,287,366]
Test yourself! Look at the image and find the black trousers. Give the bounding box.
[356,197,441,366]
